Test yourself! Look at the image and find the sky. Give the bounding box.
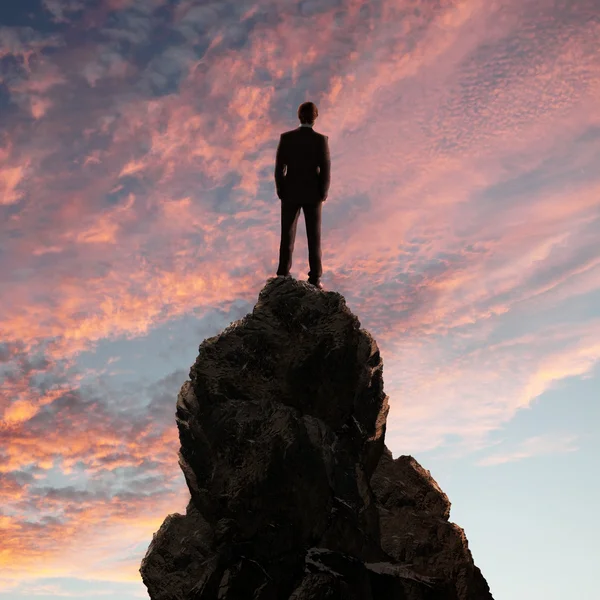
[0,0,599,598]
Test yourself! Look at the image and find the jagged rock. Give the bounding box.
[140,276,493,599]
[371,449,493,599]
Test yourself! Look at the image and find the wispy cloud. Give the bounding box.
[477,434,580,466]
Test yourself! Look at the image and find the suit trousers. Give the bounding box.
[276,200,323,282]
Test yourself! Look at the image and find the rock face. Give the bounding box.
[140,276,494,599]
[371,450,493,600]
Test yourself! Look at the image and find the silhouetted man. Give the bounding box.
[274,101,331,289]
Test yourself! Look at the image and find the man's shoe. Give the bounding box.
[307,279,323,289]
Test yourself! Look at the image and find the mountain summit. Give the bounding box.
[140,276,493,599]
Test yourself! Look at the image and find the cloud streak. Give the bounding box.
[477,434,580,466]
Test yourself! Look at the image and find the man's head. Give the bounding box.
[298,101,318,125]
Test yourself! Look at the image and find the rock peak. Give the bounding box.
[140,276,494,599]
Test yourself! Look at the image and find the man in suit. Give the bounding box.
[274,101,331,289]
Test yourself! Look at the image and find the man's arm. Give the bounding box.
[318,135,330,201]
[274,134,286,199]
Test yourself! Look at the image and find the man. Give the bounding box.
[274,101,331,289]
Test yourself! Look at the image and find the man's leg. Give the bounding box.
[303,201,323,283]
[276,201,302,276]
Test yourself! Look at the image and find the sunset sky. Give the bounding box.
[1,0,599,598]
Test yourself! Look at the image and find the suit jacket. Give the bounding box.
[274,126,331,204]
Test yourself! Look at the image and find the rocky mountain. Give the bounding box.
[140,276,494,599]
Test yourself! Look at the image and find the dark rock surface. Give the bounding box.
[140,276,494,599]
[372,449,493,600]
